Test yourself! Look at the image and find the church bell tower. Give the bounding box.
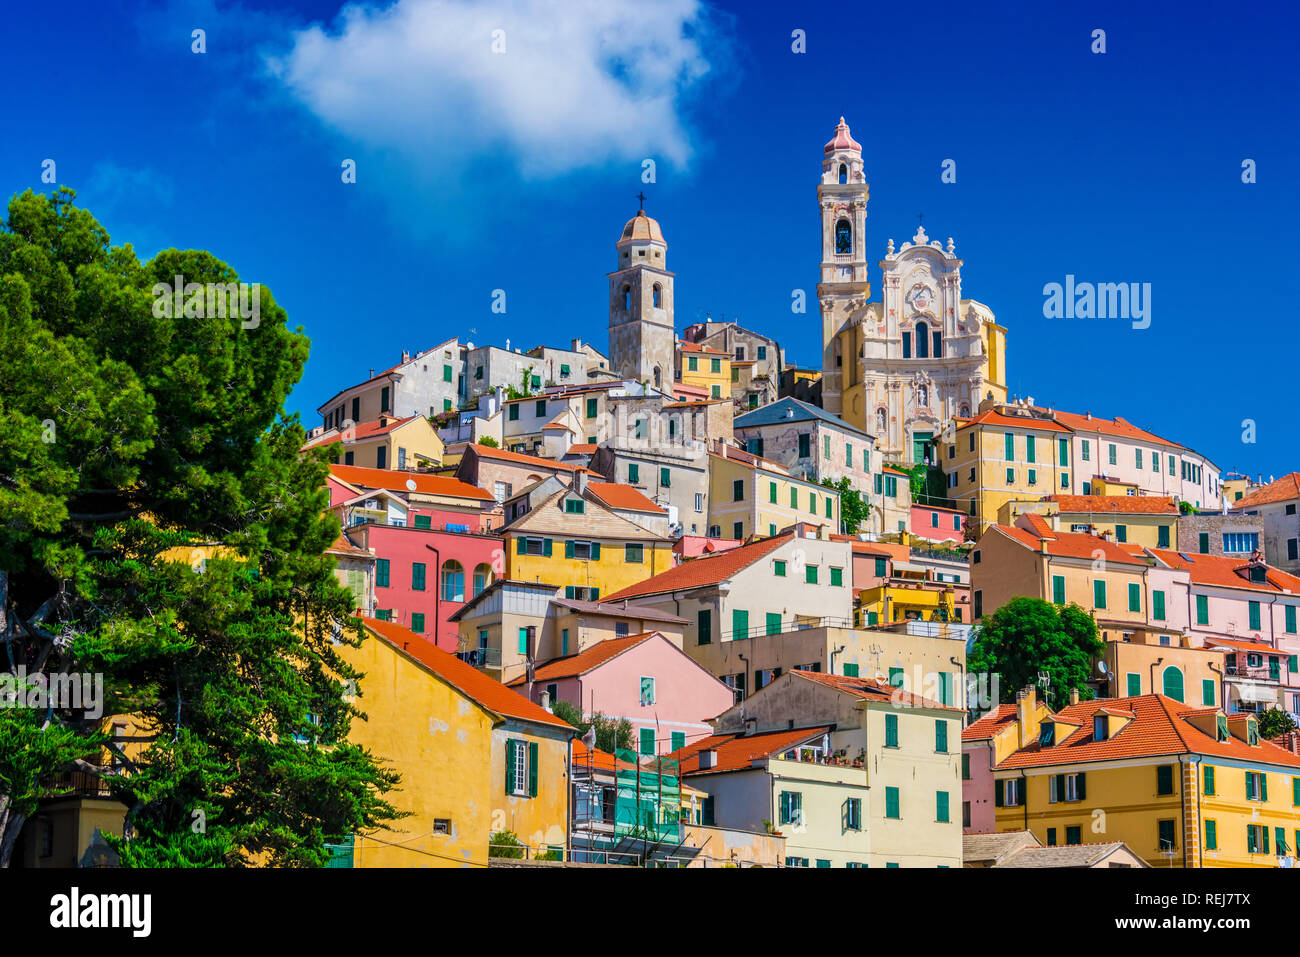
[607,199,675,391]
[817,117,870,415]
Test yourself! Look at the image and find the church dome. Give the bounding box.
[621,209,665,242]
[824,116,861,154]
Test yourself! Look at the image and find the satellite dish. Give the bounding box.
[405,479,417,491]
[1097,661,1109,675]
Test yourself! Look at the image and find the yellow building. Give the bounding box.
[856,577,962,627]
[503,476,673,600]
[707,444,840,540]
[997,494,1179,550]
[338,618,574,867]
[991,692,1300,868]
[301,413,444,470]
[970,513,1150,626]
[676,342,731,401]
[947,405,1073,535]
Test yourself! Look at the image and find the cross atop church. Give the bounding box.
[637,191,647,212]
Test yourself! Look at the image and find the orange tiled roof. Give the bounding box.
[993,523,1148,567]
[329,464,494,501]
[1203,637,1280,655]
[1041,408,1183,450]
[1048,495,1179,515]
[361,617,574,730]
[587,482,665,514]
[542,415,576,433]
[667,725,835,775]
[470,444,591,473]
[957,410,1071,433]
[1148,549,1300,594]
[600,533,792,602]
[326,533,373,558]
[302,415,419,449]
[505,634,657,685]
[678,342,729,355]
[1232,472,1300,510]
[565,443,598,455]
[995,694,1300,770]
[790,670,964,712]
[850,541,912,561]
[962,704,1018,741]
[572,738,637,773]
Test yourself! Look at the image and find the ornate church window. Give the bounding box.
[835,219,852,254]
[838,163,848,184]
[916,322,930,358]
[652,283,662,308]
[901,332,911,359]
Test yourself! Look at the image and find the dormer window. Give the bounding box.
[1039,723,1055,746]
[1250,566,1267,583]
[1093,716,1107,741]
[1247,718,1259,746]
[1216,714,1229,741]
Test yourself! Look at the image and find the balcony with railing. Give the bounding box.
[455,641,502,668]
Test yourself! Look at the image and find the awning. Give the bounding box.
[1230,680,1279,705]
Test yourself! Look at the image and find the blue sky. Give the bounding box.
[3,0,1297,480]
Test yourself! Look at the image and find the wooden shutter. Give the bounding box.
[1054,774,1066,803]
[994,781,1004,807]
[528,742,539,797]
[590,542,601,560]
[543,539,553,557]
[1076,773,1086,800]
[1261,773,1268,802]
[565,541,574,558]
[516,538,526,554]
[505,738,516,794]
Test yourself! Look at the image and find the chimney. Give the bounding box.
[539,690,552,712]
[1016,685,1042,748]
[571,338,582,351]
[1069,687,1080,705]
[574,470,588,496]
[401,350,410,363]
[369,369,375,379]
[699,749,718,769]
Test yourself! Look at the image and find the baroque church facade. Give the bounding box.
[818,118,1008,465]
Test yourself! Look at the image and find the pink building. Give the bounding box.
[673,535,742,561]
[910,504,967,544]
[846,540,909,590]
[1148,550,1300,718]
[508,631,735,757]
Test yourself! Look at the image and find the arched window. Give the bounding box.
[835,219,852,254]
[1162,665,1184,703]
[876,407,887,435]
[652,283,662,308]
[472,562,493,598]
[622,285,631,310]
[915,321,930,358]
[441,560,465,603]
[652,367,662,390]
[838,163,848,184]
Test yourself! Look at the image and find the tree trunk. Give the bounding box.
[0,810,25,869]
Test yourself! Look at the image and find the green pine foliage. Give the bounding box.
[0,188,400,867]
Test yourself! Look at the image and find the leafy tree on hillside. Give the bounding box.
[1259,707,1298,739]
[968,597,1103,711]
[0,187,399,867]
[820,476,870,535]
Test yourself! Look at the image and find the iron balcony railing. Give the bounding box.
[456,645,502,667]
[720,616,856,642]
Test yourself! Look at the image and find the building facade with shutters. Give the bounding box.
[990,692,1300,868]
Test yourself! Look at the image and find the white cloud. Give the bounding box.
[268,0,723,178]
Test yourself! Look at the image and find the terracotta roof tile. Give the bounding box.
[470,444,592,472]
[667,725,834,775]
[600,533,793,602]
[958,409,1071,433]
[329,464,494,501]
[1041,409,1183,449]
[361,617,574,730]
[587,482,666,514]
[302,415,420,449]
[993,523,1148,567]
[996,694,1300,770]
[1148,549,1300,594]
[791,670,964,712]
[506,634,657,685]
[1048,495,1179,515]
[962,704,1018,741]
[1232,472,1300,510]
[1203,637,1280,655]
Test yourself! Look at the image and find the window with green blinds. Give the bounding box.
[1202,678,1215,706]
[885,713,899,748]
[1204,819,1217,850]
[376,558,390,588]
[885,787,900,819]
[1287,605,1297,634]
[1094,579,1107,609]
[1249,601,1261,630]
[936,791,949,823]
[1128,582,1141,612]
[731,609,748,640]
[1052,575,1065,605]
[1196,594,1209,625]
[1153,590,1166,620]
[766,612,781,635]
[1126,673,1141,696]
[935,720,948,753]
[1004,433,1014,461]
